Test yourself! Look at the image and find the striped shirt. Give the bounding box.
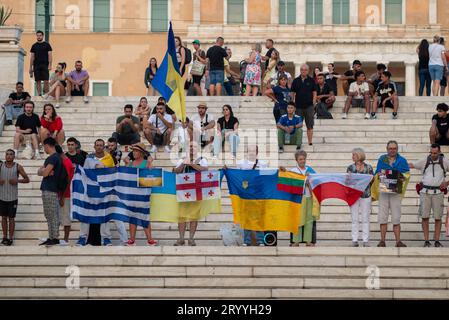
[0,162,18,201]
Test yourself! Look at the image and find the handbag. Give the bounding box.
[190,60,206,76]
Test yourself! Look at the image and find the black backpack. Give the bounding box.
[183,46,192,65]
[315,102,333,119]
[56,157,69,193]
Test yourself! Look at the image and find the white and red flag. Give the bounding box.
[176,170,221,202]
[308,173,373,206]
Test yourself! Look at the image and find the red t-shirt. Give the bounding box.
[62,157,75,198]
[40,116,63,133]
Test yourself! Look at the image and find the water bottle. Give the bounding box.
[285,133,291,144]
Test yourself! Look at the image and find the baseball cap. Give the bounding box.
[192,40,200,45]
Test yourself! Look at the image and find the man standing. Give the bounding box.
[38,137,62,246]
[13,101,41,160]
[262,39,276,70]
[0,150,30,246]
[409,144,449,247]
[2,82,31,126]
[66,61,90,103]
[276,103,303,153]
[374,140,410,247]
[113,104,141,146]
[30,30,52,96]
[206,37,229,96]
[268,61,292,88]
[290,64,317,146]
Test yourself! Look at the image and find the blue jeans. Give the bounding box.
[4,104,23,121]
[418,69,431,96]
[243,229,264,245]
[429,65,444,81]
[223,81,234,96]
[213,130,240,157]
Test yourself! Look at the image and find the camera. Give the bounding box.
[263,231,278,246]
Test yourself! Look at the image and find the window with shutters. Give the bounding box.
[228,0,244,24]
[93,0,110,32]
[151,0,168,32]
[306,0,323,25]
[92,82,111,96]
[332,0,349,24]
[279,0,296,25]
[35,0,53,32]
[385,0,402,24]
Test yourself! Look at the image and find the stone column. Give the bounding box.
[405,62,417,97]
[349,0,359,24]
[193,0,201,25]
[294,62,304,77]
[323,0,332,24]
[271,0,279,24]
[322,62,328,73]
[429,0,437,24]
[296,0,306,25]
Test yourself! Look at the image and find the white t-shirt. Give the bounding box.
[236,159,268,170]
[269,71,292,86]
[148,113,173,132]
[175,157,208,169]
[191,113,215,139]
[349,81,369,99]
[429,43,446,66]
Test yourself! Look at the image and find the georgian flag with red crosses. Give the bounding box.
[175,170,221,202]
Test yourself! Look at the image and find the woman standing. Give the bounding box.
[280,150,317,246]
[44,62,67,108]
[417,39,431,96]
[144,58,158,96]
[126,143,157,246]
[175,36,187,77]
[428,35,447,96]
[347,148,374,247]
[213,105,240,159]
[243,43,262,96]
[190,40,207,96]
[40,103,65,145]
[263,49,280,87]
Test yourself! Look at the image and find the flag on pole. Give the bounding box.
[151,22,186,121]
[307,173,373,206]
[277,170,306,195]
[176,170,220,202]
[71,166,152,228]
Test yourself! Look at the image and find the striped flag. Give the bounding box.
[71,166,152,228]
[308,173,373,206]
[277,171,306,195]
[176,170,220,202]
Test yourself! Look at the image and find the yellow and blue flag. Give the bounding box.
[224,169,303,233]
[150,171,221,223]
[151,22,186,121]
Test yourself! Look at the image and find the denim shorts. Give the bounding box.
[429,65,444,81]
[209,70,225,85]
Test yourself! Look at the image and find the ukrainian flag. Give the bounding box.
[151,22,186,121]
[150,171,221,222]
[224,169,303,233]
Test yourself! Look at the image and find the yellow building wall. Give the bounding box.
[406,0,429,25]
[358,0,382,25]
[438,0,449,29]
[172,0,194,33]
[247,0,271,24]
[201,0,223,25]
[114,0,148,33]
[3,0,33,31]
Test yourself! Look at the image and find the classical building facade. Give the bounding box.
[3,0,449,96]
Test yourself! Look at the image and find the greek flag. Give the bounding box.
[71,166,157,228]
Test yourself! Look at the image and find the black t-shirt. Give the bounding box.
[265,47,275,69]
[324,72,338,94]
[418,54,430,70]
[9,91,31,102]
[433,114,449,135]
[30,41,53,66]
[15,113,41,134]
[376,82,396,102]
[65,152,86,167]
[217,116,239,130]
[206,45,228,71]
[344,70,356,86]
[151,105,175,115]
[316,83,332,103]
[291,76,317,109]
[40,153,62,192]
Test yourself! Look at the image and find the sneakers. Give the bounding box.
[55,103,60,109]
[39,238,52,246]
[395,241,407,247]
[278,147,284,154]
[5,120,12,126]
[6,239,13,246]
[42,94,49,100]
[59,240,69,246]
[65,96,72,103]
[164,146,171,154]
[434,241,443,248]
[147,239,157,246]
[392,112,398,119]
[83,96,89,103]
[126,239,136,246]
[33,151,41,160]
[371,113,377,119]
[341,113,347,119]
[377,240,386,247]
[76,236,87,247]
[1,238,9,245]
[424,241,432,247]
[364,113,370,120]
[188,239,196,246]
[39,239,59,246]
[103,238,113,246]
[173,239,185,246]
[352,241,359,247]
[151,145,157,153]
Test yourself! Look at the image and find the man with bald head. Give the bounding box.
[290,64,317,146]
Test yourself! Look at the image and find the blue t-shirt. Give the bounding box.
[40,153,62,192]
[278,114,303,135]
[272,86,291,111]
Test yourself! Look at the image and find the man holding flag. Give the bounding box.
[151,22,186,122]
